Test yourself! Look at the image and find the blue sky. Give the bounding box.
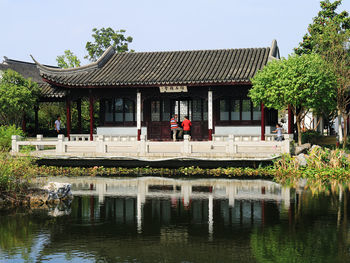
[1,0,349,65]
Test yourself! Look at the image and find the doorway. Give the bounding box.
[146,98,208,141]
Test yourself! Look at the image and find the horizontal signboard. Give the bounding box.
[159,86,188,93]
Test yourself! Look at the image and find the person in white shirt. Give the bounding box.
[273,123,284,141]
[54,116,61,134]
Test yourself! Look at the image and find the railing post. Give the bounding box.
[227,134,236,154]
[282,140,290,154]
[183,135,191,154]
[36,134,44,151]
[140,134,146,155]
[11,135,20,153]
[56,134,65,153]
[96,135,105,153]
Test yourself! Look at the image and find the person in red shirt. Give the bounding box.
[181,116,192,138]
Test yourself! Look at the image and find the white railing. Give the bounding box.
[213,134,293,142]
[11,134,291,158]
[69,134,137,142]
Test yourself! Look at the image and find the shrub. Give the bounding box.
[302,130,322,144]
[0,125,24,151]
[0,153,35,193]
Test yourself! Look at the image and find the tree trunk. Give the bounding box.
[342,113,348,148]
[338,110,343,144]
[296,116,302,146]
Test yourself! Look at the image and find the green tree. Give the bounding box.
[0,69,40,127]
[316,21,350,147]
[56,49,81,68]
[295,0,350,55]
[249,54,337,145]
[85,27,133,62]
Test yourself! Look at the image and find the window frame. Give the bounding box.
[104,98,136,126]
[217,98,261,125]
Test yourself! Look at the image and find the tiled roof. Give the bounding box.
[0,57,65,98]
[34,40,279,88]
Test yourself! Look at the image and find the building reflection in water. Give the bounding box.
[54,177,293,237]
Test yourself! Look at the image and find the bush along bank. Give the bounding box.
[273,146,350,193]
[3,146,350,206]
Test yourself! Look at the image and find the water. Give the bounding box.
[0,177,349,263]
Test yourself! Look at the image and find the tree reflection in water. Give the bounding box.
[0,177,349,263]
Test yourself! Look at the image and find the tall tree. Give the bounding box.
[249,54,337,145]
[85,27,133,62]
[316,21,350,146]
[56,50,81,68]
[295,0,350,55]
[0,69,40,127]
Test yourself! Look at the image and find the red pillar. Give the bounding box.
[77,99,82,134]
[261,103,265,141]
[137,129,141,141]
[89,95,94,141]
[34,105,39,135]
[208,129,213,141]
[66,98,71,140]
[21,113,26,133]
[288,105,293,134]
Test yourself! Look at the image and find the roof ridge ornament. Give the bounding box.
[268,39,280,62]
[30,46,115,76]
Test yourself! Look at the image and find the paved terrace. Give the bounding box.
[11,134,291,162]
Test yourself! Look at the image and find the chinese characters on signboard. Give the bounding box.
[159,86,188,93]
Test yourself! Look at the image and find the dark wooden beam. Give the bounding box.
[66,97,71,140]
[77,99,82,134]
[89,94,94,141]
[261,103,265,141]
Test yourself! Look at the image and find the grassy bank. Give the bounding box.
[2,146,350,201]
[273,146,350,193]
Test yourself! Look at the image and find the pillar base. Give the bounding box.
[137,129,141,141]
[208,129,213,141]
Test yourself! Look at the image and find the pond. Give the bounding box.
[0,177,349,263]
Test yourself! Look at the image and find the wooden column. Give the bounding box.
[77,99,82,134]
[261,103,265,141]
[34,105,39,135]
[21,113,26,133]
[208,90,213,141]
[288,105,293,134]
[66,97,71,140]
[89,94,94,141]
[137,91,141,141]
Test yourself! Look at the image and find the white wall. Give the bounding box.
[214,126,275,135]
[97,127,147,135]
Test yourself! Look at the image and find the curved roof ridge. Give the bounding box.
[120,46,269,56]
[31,46,115,75]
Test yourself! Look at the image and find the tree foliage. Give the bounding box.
[56,50,81,68]
[315,20,350,146]
[0,70,40,127]
[85,27,133,62]
[295,0,350,55]
[249,54,337,145]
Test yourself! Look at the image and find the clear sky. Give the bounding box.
[1,0,349,66]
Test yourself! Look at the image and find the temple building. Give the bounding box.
[27,40,282,141]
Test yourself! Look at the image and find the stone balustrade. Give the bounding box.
[11,133,291,158]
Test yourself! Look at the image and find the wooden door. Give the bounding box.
[146,98,208,141]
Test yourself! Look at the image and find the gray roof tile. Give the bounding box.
[34,41,279,87]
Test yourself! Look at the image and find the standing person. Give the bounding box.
[273,123,284,141]
[55,116,61,134]
[182,116,192,139]
[170,114,183,141]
